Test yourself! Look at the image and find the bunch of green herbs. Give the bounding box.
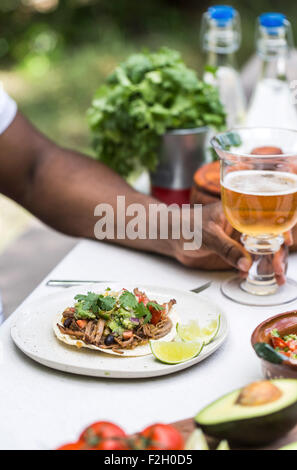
[87,47,226,177]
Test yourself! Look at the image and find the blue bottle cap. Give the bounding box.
[260,13,286,28]
[208,5,235,26]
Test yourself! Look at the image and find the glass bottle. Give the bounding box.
[201,5,246,127]
[245,13,297,128]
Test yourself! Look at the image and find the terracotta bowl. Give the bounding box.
[190,161,221,205]
[251,310,297,379]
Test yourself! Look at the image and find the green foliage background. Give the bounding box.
[1,0,296,154]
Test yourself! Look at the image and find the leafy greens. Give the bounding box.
[73,289,165,326]
[119,290,153,324]
[119,290,138,309]
[87,47,226,177]
[74,291,116,319]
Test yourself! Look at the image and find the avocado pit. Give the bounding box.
[236,381,282,407]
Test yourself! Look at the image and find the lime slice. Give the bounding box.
[150,340,203,364]
[216,440,230,450]
[177,315,220,345]
[184,429,209,450]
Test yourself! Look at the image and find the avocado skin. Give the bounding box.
[196,400,297,446]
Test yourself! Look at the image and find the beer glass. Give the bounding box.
[212,128,297,306]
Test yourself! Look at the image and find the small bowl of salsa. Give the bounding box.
[251,311,297,379]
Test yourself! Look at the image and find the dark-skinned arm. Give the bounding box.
[0,112,251,272]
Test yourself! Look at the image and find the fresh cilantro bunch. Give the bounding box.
[87,47,226,177]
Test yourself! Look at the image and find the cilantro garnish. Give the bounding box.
[119,291,138,309]
[74,302,97,320]
[74,292,100,314]
[135,302,152,324]
[73,289,155,325]
[147,301,163,311]
[98,295,116,311]
[74,291,116,319]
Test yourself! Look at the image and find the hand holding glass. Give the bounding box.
[212,128,297,306]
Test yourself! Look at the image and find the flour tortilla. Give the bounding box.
[53,308,179,357]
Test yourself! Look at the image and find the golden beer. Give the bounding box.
[221,170,297,236]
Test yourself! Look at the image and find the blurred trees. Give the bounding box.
[0,0,296,151]
[1,1,296,66]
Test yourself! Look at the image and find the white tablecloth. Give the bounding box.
[1,239,297,450]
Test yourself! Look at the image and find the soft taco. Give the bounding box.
[53,287,178,356]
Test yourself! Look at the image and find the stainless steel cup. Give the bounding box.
[150,127,210,205]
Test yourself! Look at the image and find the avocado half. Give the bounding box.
[195,379,297,446]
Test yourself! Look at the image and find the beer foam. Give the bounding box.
[223,170,297,196]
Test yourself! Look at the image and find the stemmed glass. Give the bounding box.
[212,128,297,306]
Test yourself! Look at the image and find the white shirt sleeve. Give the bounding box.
[0,85,17,135]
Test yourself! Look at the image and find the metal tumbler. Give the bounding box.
[150,127,210,205]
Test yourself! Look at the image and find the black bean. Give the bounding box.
[105,334,114,346]
[63,317,73,328]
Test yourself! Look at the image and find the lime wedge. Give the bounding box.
[184,429,209,450]
[177,315,220,345]
[150,340,203,364]
[216,440,230,450]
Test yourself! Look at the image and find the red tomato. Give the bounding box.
[284,351,292,357]
[57,440,85,450]
[148,305,163,325]
[76,319,87,329]
[287,340,297,352]
[142,296,149,306]
[123,330,133,340]
[80,421,128,450]
[139,423,184,450]
[135,293,149,306]
[271,337,287,349]
[92,439,130,450]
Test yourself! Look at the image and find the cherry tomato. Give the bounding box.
[57,440,85,450]
[80,421,128,450]
[92,438,130,450]
[138,423,184,450]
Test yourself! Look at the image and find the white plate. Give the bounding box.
[11,282,228,379]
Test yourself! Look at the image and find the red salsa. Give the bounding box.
[270,329,297,360]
